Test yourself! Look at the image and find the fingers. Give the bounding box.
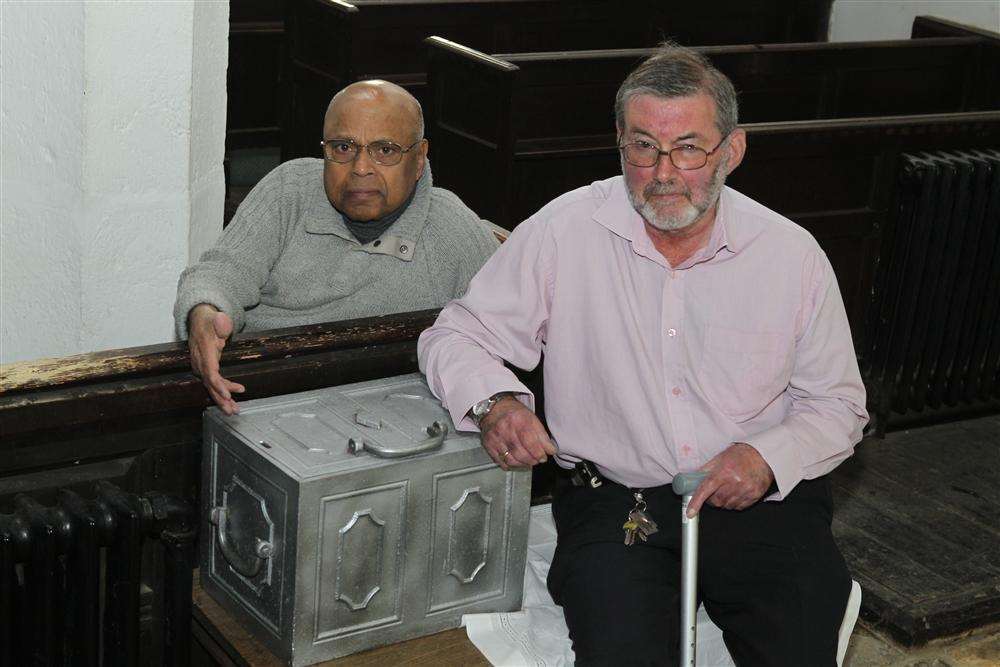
[515,420,555,463]
[686,474,723,517]
[203,369,246,414]
[480,403,554,471]
[205,375,241,416]
[187,307,243,415]
[686,443,774,516]
[488,427,540,470]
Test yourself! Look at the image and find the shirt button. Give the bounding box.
[681,444,692,455]
[672,386,682,397]
[399,244,409,253]
[667,328,677,337]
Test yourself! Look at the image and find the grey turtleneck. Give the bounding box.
[342,188,416,245]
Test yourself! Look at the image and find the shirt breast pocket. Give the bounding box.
[699,324,792,422]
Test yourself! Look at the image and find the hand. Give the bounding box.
[187,303,245,415]
[686,442,774,517]
[479,396,557,471]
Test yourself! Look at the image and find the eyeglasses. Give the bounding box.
[320,138,422,166]
[618,134,730,170]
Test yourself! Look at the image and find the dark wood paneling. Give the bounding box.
[227,22,284,151]
[283,0,832,159]
[427,35,999,229]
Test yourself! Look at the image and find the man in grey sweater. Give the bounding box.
[175,81,499,414]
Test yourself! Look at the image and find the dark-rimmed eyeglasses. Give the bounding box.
[320,138,422,166]
[618,134,730,170]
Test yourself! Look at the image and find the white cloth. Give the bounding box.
[464,504,861,667]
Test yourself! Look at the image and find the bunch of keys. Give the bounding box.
[622,491,659,546]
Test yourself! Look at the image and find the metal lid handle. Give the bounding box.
[349,421,448,458]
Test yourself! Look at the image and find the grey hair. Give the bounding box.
[614,41,738,137]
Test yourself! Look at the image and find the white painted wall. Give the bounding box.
[190,1,230,264]
[1,2,86,364]
[830,0,1000,41]
[0,1,228,365]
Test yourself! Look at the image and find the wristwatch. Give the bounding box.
[469,392,515,426]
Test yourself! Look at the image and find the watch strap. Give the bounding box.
[470,392,515,426]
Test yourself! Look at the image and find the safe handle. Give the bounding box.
[348,421,448,458]
[209,506,273,578]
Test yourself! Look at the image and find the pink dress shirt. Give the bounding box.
[418,176,868,498]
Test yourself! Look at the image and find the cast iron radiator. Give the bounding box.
[864,149,1000,434]
[0,481,195,666]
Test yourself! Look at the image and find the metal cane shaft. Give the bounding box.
[672,471,707,667]
[680,494,698,667]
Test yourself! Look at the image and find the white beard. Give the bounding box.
[627,159,729,232]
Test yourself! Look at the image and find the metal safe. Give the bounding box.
[200,373,531,665]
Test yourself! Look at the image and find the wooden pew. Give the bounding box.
[228,0,284,151]
[909,15,1000,110]
[425,34,1000,229]
[425,106,1000,388]
[282,0,833,160]
[0,312,437,508]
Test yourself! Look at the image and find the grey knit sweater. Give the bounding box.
[174,159,499,338]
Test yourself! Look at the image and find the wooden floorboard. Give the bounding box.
[191,573,489,666]
[831,414,1000,646]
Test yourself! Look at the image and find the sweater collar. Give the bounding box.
[305,160,434,261]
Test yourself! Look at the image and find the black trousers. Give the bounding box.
[546,475,851,667]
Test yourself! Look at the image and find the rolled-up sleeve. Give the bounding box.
[419,217,554,430]
[747,251,869,498]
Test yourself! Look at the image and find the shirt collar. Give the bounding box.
[592,180,759,267]
[592,178,669,267]
[715,187,742,254]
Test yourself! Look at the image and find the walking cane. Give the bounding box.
[672,471,708,667]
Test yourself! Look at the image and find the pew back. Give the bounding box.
[283,0,833,159]
[430,106,1000,359]
[427,36,1000,228]
[0,313,437,510]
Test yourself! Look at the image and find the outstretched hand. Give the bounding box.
[479,396,557,471]
[187,304,245,415]
[686,442,774,517]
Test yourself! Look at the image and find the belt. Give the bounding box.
[562,459,605,489]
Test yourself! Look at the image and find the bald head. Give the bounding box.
[320,79,430,221]
[324,80,424,143]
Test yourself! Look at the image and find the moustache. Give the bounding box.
[643,183,689,199]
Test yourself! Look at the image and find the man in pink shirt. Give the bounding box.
[419,42,868,665]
